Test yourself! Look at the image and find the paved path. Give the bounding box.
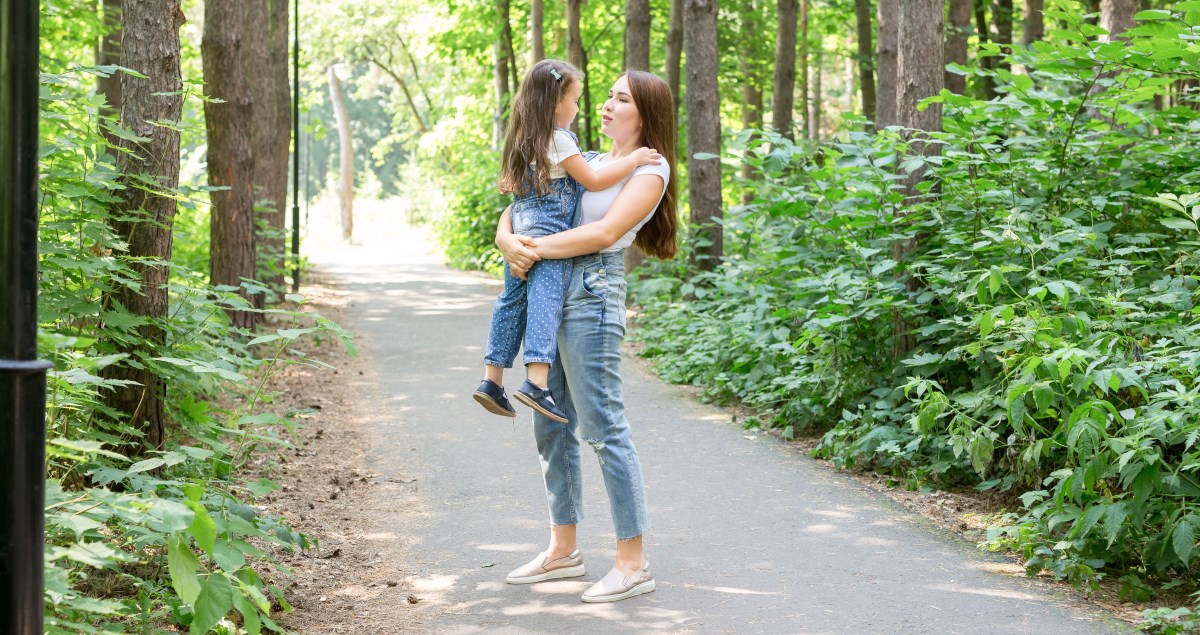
[311,241,1132,635]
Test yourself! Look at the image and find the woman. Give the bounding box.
[495,70,678,603]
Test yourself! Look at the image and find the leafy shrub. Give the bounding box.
[39,31,354,635]
[630,4,1200,613]
[435,148,506,275]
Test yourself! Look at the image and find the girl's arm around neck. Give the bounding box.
[558,147,661,192]
[530,173,665,260]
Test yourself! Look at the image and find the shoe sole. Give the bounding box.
[505,564,586,584]
[473,391,516,417]
[512,392,569,423]
[581,579,656,603]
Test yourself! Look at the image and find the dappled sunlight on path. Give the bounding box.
[304,225,1133,634]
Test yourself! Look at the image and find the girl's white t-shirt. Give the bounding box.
[579,153,670,252]
[545,130,582,179]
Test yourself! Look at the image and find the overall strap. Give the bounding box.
[567,150,601,228]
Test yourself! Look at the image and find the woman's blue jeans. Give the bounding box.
[533,250,651,540]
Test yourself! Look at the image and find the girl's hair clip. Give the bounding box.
[550,68,563,82]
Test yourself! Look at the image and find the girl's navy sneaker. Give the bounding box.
[473,378,517,417]
[513,380,569,423]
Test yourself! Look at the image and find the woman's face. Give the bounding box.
[600,76,642,143]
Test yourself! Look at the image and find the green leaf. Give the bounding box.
[246,478,281,498]
[979,311,995,337]
[168,535,203,604]
[235,593,263,635]
[1007,384,1029,434]
[1174,515,1196,565]
[191,573,236,635]
[1159,217,1197,231]
[186,501,218,556]
[213,540,247,573]
[126,457,166,474]
[1045,281,1067,301]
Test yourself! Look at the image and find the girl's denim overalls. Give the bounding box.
[482,135,588,368]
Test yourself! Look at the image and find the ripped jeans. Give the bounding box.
[533,250,650,540]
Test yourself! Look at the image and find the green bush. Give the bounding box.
[631,5,1200,614]
[436,150,507,275]
[39,38,354,635]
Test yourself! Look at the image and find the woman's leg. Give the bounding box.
[557,252,650,571]
[533,356,585,528]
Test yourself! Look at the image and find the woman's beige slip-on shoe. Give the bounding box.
[505,549,586,584]
[580,562,655,603]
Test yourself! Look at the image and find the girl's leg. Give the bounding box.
[526,362,548,388]
[482,261,529,372]
[520,258,568,373]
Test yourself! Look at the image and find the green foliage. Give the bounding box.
[630,2,1200,617]
[436,152,507,275]
[38,7,355,631]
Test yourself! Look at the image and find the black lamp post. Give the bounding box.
[0,1,50,633]
[291,0,301,292]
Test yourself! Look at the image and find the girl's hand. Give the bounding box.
[498,233,540,279]
[631,146,663,167]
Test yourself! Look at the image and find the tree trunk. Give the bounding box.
[625,0,651,71]
[685,0,722,271]
[98,0,122,146]
[1100,0,1136,40]
[530,0,544,64]
[493,0,512,150]
[876,0,897,127]
[946,0,971,94]
[893,0,944,360]
[243,0,278,302]
[854,0,876,125]
[741,0,763,204]
[267,0,291,292]
[845,35,856,112]
[665,0,684,112]
[328,64,354,241]
[102,0,185,453]
[975,0,996,99]
[567,0,585,139]
[204,0,257,328]
[991,0,1013,74]
[1022,0,1044,45]
[808,45,822,140]
[799,0,810,135]
[772,0,797,139]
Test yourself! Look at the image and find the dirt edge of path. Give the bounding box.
[246,272,427,635]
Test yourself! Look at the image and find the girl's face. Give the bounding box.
[600,76,642,144]
[555,80,583,128]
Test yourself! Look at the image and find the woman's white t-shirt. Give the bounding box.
[579,153,670,253]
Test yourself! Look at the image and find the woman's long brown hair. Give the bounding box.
[498,59,582,197]
[623,71,678,260]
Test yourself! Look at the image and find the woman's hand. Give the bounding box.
[497,233,540,279]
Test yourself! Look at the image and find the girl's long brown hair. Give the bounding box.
[623,71,678,260]
[498,59,582,197]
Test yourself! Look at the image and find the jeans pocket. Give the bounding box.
[580,261,609,300]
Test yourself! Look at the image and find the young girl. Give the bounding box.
[473,59,660,422]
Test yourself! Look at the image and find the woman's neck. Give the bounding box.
[605,136,641,159]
